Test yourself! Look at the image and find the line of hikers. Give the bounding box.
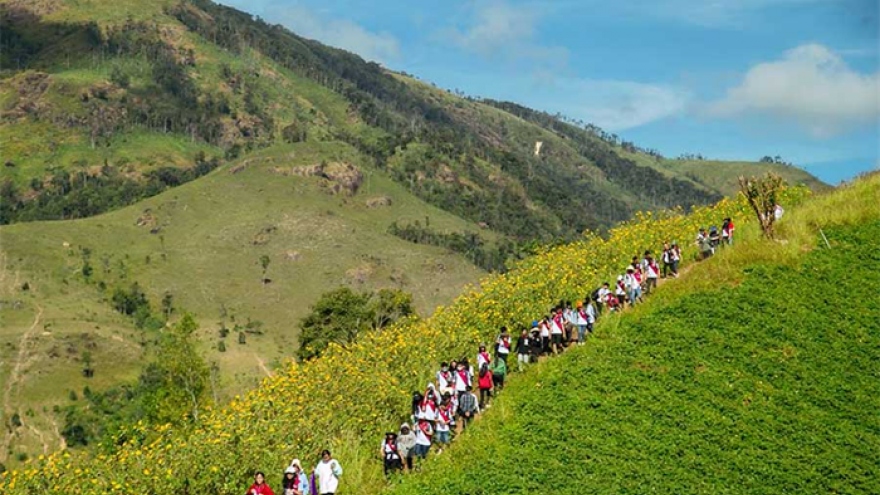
[379,227,739,476]
[247,224,736,492]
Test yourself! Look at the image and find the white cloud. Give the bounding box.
[272,6,400,64]
[524,78,689,131]
[706,44,880,137]
[218,1,400,64]
[444,0,568,69]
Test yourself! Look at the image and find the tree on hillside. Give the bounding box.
[739,173,786,239]
[297,287,415,361]
[143,314,210,422]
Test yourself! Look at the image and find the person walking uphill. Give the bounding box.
[313,450,342,495]
[247,471,275,495]
[281,460,309,495]
[396,423,416,471]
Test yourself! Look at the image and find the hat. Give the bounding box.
[400,423,410,430]
[576,301,583,308]
[531,320,538,328]
[617,275,623,281]
[289,459,303,471]
[285,466,297,475]
[386,431,398,438]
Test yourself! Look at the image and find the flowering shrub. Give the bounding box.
[1,188,809,494]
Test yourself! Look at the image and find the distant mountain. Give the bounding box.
[0,0,825,237]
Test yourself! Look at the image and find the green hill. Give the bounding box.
[0,142,492,461]
[0,0,831,473]
[388,175,880,495]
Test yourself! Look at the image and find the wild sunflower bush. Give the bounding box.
[1,188,809,494]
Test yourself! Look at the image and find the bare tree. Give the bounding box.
[738,173,785,238]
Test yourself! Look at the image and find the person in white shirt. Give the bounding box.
[436,362,453,395]
[476,344,491,369]
[314,450,342,495]
[413,419,433,459]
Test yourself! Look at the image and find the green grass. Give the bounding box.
[386,178,880,495]
[0,141,491,464]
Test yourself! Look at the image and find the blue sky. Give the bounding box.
[220,0,879,184]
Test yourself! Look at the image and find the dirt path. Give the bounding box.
[254,354,273,378]
[1,303,44,461]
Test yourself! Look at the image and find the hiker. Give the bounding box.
[491,354,507,390]
[416,385,437,423]
[696,228,713,260]
[496,328,511,364]
[436,362,452,395]
[313,450,342,495]
[575,301,589,344]
[774,204,784,220]
[453,362,471,399]
[564,303,577,345]
[670,241,681,275]
[597,283,612,313]
[661,243,673,278]
[642,252,659,295]
[551,308,566,354]
[477,359,493,408]
[584,299,596,338]
[624,267,642,305]
[281,460,309,495]
[605,289,621,312]
[708,226,721,251]
[434,401,453,454]
[414,419,433,459]
[722,217,735,246]
[380,432,403,475]
[247,471,275,495]
[529,326,542,362]
[397,423,416,471]
[458,385,479,429]
[476,344,491,369]
[615,276,627,307]
[539,317,551,355]
[515,328,530,372]
[410,391,423,423]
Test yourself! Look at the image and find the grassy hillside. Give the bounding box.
[0,177,819,492]
[0,141,492,463]
[388,176,880,495]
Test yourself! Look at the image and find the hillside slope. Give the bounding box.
[389,176,880,495]
[1,0,825,238]
[0,141,491,462]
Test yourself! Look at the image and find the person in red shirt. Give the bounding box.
[246,471,275,495]
[477,359,493,408]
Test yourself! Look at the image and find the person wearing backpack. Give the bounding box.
[496,328,511,364]
[434,402,453,454]
[396,423,416,471]
[379,432,403,476]
[478,361,493,408]
[413,419,433,459]
[281,460,309,495]
[491,354,507,390]
[313,450,342,495]
[722,218,735,246]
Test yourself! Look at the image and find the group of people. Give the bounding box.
[695,217,735,260]
[246,450,343,495]
[246,219,737,492]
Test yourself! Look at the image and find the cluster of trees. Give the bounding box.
[0,153,220,224]
[109,283,170,331]
[759,155,792,166]
[387,221,519,273]
[61,315,211,449]
[297,287,415,361]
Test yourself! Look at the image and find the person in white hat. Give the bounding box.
[281,459,308,495]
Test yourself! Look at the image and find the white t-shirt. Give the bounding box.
[416,401,436,421]
[415,425,432,446]
[454,369,470,392]
[315,459,341,494]
[540,323,550,338]
[436,370,450,390]
[435,409,451,432]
